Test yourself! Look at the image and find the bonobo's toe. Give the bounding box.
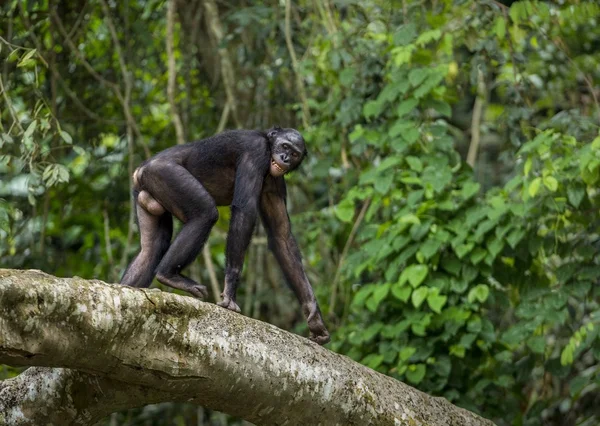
[190,284,209,299]
[310,332,331,345]
[217,296,241,313]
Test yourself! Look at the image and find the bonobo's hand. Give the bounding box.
[217,294,241,313]
[305,303,330,345]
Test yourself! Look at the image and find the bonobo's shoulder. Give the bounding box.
[219,129,267,142]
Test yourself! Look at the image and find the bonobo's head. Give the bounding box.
[267,126,307,177]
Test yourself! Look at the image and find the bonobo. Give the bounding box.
[120,127,330,344]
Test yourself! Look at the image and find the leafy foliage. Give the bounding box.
[1,0,600,425]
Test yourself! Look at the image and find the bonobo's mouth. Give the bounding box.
[270,157,287,177]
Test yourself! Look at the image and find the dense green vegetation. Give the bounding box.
[1,0,599,424]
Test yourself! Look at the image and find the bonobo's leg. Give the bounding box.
[259,176,330,345]
[121,195,173,288]
[218,157,264,313]
[138,160,217,299]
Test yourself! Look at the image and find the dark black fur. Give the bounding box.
[120,127,330,344]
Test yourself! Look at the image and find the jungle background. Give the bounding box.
[1,0,599,425]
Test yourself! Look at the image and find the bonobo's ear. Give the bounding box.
[267,125,281,139]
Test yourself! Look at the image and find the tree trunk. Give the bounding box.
[0,269,494,426]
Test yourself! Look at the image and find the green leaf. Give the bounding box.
[366,283,391,312]
[18,48,37,68]
[392,284,411,302]
[335,199,355,223]
[528,177,542,197]
[405,156,422,172]
[59,130,73,144]
[406,364,426,384]
[396,98,418,117]
[399,347,416,361]
[455,243,474,259]
[411,287,429,308]
[494,17,506,39]
[419,238,442,260]
[486,237,504,258]
[527,336,545,354]
[415,29,442,46]
[400,264,429,288]
[399,214,420,225]
[567,185,586,208]
[362,354,384,369]
[543,176,558,192]
[468,284,490,304]
[363,100,383,118]
[427,290,447,314]
[524,157,532,177]
[461,182,481,200]
[374,173,394,194]
[469,248,487,265]
[426,99,452,117]
[24,120,37,138]
[393,23,417,46]
[408,69,428,87]
[506,228,526,249]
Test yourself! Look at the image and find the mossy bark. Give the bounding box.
[0,269,495,426]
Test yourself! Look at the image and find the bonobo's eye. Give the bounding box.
[282,143,290,150]
[291,152,298,158]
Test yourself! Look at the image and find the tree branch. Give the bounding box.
[0,269,493,426]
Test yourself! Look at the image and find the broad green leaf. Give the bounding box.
[393,23,417,46]
[567,185,585,208]
[506,228,526,249]
[528,177,542,197]
[427,290,447,314]
[374,173,394,194]
[399,214,420,225]
[400,264,429,288]
[363,100,383,118]
[455,243,474,259]
[408,69,428,87]
[470,248,487,265]
[376,156,403,172]
[391,283,411,302]
[419,238,442,260]
[411,286,429,308]
[366,283,391,312]
[543,176,558,192]
[486,237,504,258]
[335,199,355,223]
[405,156,422,172]
[415,29,442,46]
[526,336,545,354]
[397,99,418,117]
[406,364,426,384]
[468,284,490,304]
[399,347,416,361]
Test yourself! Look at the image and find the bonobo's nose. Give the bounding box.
[281,153,290,163]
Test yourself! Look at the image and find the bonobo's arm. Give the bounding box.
[219,154,265,313]
[259,176,330,345]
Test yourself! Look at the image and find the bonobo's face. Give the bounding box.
[267,127,306,177]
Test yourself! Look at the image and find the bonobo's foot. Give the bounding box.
[217,294,241,313]
[155,273,209,299]
[305,303,330,345]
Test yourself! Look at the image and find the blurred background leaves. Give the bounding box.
[1,0,599,425]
